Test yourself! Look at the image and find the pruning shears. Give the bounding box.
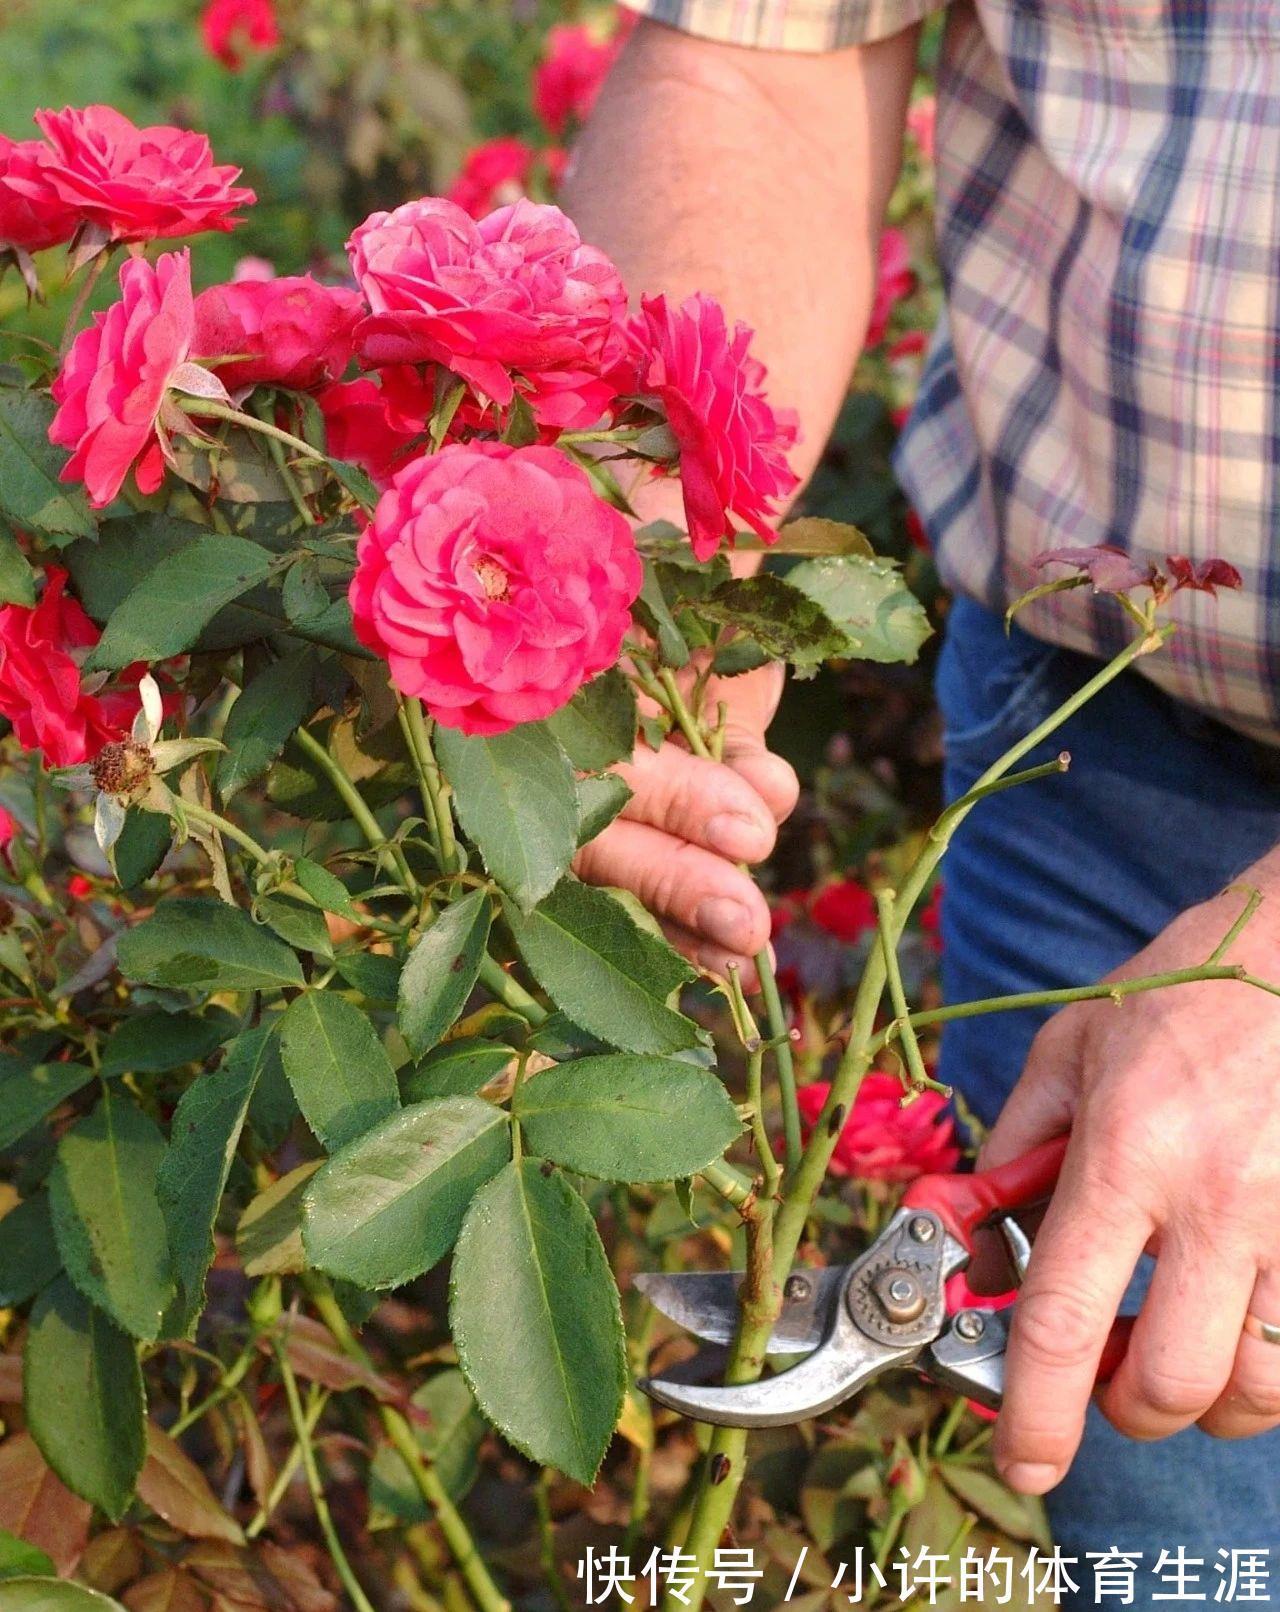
[637,1135,1133,1427]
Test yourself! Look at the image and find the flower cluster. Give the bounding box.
[16,105,798,754]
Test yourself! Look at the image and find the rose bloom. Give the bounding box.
[797,1074,960,1184]
[0,136,80,254]
[628,292,799,562]
[33,105,254,243]
[193,275,363,393]
[0,569,139,768]
[864,228,915,348]
[349,442,642,735]
[201,0,281,69]
[809,878,877,943]
[50,249,203,510]
[907,95,936,162]
[532,23,619,137]
[446,138,567,221]
[316,374,430,487]
[348,197,627,428]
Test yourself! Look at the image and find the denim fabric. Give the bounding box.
[936,595,1280,1607]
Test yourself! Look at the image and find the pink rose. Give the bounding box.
[797,1075,960,1185]
[201,0,281,69]
[0,568,140,768]
[348,197,627,427]
[445,137,567,221]
[316,373,429,487]
[0,803,14,864]
[532,23,620,136]
[627,292,799,562]
[193,275,363,393]
[864,228,914,349]
[32,106,254,243]
[349,442,642,734]
[0,136,80,255]
[51,249,201,509]
[907,95,936,162]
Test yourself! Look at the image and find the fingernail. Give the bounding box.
[998,1462,1060,1495]
[705,812,768,860]
[695,897,754,953]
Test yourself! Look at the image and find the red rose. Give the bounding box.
[446,138,567,221]
[0,804,14,864]
[797,1074,960,1184]
[0,136,80,255]
[532,24,619,136]
[907,96,936,162]
[348,197,627,428]
[316,374,429,487]
[50,249,206,510]
[193,275,363,393]
[627,292,799,562]
[33,105,254,243]
[349,442,642,735]
[0,568,139,768]
[809,878,877,943]
[864,228,914,348]
[201,0,281,69]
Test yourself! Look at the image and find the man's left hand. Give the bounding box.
[979,882,1280,1493]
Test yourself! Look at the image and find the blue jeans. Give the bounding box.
[937,597,1280,1607]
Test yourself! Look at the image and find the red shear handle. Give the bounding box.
[901,1134,1069,1252]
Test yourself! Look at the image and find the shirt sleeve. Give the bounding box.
[618,0,948,54]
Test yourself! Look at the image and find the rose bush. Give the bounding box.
[0,64,1250,1612]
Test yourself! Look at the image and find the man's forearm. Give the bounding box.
[561,17,920,489]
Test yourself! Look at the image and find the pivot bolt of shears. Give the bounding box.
[908,1215,937,1244]
[783,1274,812,1303]
[872,1268,927,1324]
[954,1309,986,1342]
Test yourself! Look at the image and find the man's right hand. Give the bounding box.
[573,661,799,988]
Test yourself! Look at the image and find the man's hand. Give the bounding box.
[573,661,798,987]
[980,884,1280,1494]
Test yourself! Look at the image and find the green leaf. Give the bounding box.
[0,1582,125,1611]
[697,573,849,671]
[0,1195,61,1307]
[632,561,689,668]
[235,1160,322,1278]
[269,715,414,821]
[99,1010,235,1078]
[217,652,315,801]
[24,1277,145,1522]
[368,1370,484,1526]
[156,1037,266,1338]
[117,900,304,994]
[333,951,401,1003]
[436,724,578,913]
[110,808,171,890]
[243,1021,296,1150]
[85,536,276,672]
[451,1160,625,1485]
[0,1056,91,1151]
[401,1039,514,1103]
[282,557,329,624]
[0,526,35,607]
[786,553,933,665]
[292,857,360,920]
[277,990,399,1150]
[545,669,637,772]
[740,516,875,556]
[513,1055,742,1182]
[575,773,632,848]
[48,1090,174,1342]
[64,514,206,620]
[0,1533,55,1582]
[505,880,699,1055]
[0,386,95,542]
[398,891,492,1060]
[256,894,334,959]
[302,1098,510,1289]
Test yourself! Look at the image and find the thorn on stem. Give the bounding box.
[827,1103,847,1137]
[709,1453,732,1486]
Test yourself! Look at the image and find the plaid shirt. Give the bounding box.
[621,0,1280,740]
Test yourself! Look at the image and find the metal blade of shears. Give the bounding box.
[634,1267,850,1356]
